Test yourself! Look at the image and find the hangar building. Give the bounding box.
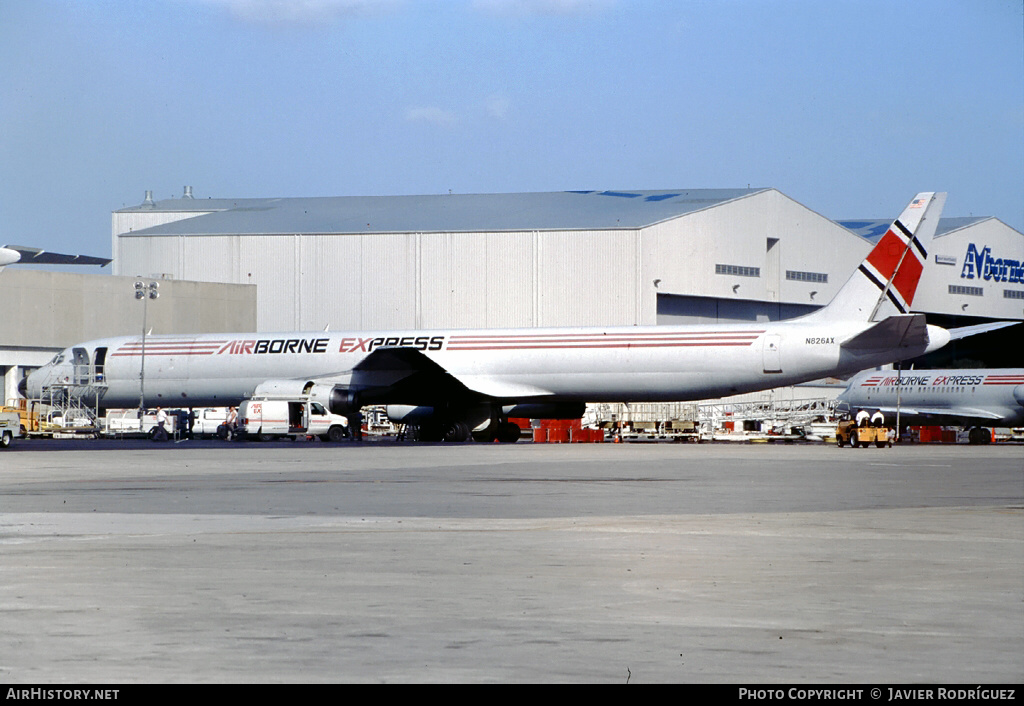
[112,188,1023,348]
[0,269,256,404]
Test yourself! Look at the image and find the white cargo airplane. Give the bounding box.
[25,192,954,442]
[837,367,1024,443]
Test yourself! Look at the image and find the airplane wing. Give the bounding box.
[346,346,552,404]
[840,314,928,350]
[947,320,1020,341]
[3,245,111,266]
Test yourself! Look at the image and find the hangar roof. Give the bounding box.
[839,216,991,243]
[117,188,769,236]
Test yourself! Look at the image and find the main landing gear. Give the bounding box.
[414,419,521,443]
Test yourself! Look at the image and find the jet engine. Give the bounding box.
[251,379,359,415]
[385,405,436,424]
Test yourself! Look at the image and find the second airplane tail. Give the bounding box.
[807,191,946,322]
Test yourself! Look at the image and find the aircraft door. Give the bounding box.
[93,347,107,383]
[762,334,782,373]
[72,347,90,384]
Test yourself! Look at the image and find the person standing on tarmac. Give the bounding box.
[349,410,363,441]
[224,406,238,440]
[154,407,168,442]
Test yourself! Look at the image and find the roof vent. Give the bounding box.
[143,190,155,208]
[183,185,193,199]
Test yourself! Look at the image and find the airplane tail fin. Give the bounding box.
[806,192,946,321]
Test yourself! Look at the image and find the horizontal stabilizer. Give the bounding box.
[840,314,928,350]
[948,320,1020,341]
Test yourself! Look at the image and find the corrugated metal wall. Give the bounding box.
[116,227,646,332]
[916,220,1024,320]
[642,190,858,321]
[113,190,1023,333]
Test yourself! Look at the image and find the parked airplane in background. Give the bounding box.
[837,368,1024,443]
[1,244,111,270]
[25,192,955,442]
[0,246,19,267]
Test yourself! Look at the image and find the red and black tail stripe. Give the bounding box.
[859,218,928,313]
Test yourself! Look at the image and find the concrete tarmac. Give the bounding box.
[1,438,1021,683]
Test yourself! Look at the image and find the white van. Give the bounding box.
[190,408,229,439]
[237,398,349,442]
[0,409,23,449]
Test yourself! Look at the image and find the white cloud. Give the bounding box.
[406,106,458,127]
[205,0,400,25]
[485,94,511,120]
[472,0,615,17]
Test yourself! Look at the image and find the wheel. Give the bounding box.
[836,435,844,448]
[0,430,11,449]
[443,421,470,443]
[496,421,522,443]
[326,425,347,443]
[968,427,991,445]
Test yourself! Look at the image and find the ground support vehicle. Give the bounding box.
[0,409,23,448]
[237,397,349,442]
[6,398,99,439]
[103,409,178,440]
[836,420,893,448]
[190,408,229,439]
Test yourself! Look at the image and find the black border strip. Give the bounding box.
[859,264,908,314]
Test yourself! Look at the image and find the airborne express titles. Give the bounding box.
[216,336,446,355]
[960,243,1023,283]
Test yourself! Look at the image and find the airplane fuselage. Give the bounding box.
[837,369,1024,427]
[28,318,946,411]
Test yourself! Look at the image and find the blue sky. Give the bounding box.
[2,0,1022,269]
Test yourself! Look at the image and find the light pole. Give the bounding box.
[135,280,159,419]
